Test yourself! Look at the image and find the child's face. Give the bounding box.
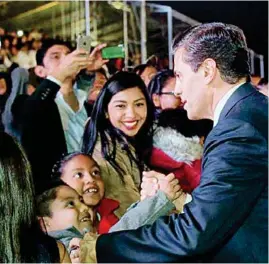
[61,155,105,207]
[44,185,93,233]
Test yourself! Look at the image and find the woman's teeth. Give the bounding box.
[123,121,138,128]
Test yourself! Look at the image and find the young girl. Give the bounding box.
[39,152,183,262]
[147,69,183,118]
[82,71,155,217]
[52,152,182,233]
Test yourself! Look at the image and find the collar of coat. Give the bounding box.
[153,126,203,165]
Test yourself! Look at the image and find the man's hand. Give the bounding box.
[86,43,109,73]
[49,49,91,83]
[140,170,163,201]
[79,232,99,263]
[141,171,183,201]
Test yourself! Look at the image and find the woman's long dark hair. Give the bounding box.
[82,71,154,182]
[0,132,56,262]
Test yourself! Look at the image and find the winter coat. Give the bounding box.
[150,126,203,193]
[92,139,141,218]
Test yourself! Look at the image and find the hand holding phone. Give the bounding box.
[76,35,91,54]
[85,43,109,72]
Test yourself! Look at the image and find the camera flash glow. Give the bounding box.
[17,30,24,37]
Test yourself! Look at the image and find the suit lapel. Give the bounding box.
[218,82,257,122]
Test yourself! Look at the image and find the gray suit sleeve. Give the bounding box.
[109,190,175,232]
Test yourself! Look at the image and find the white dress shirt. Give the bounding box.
[46,75,88,152]
[213,82,245,127]
[55,88,88,153]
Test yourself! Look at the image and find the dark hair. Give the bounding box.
[28,67,42,88]
[38,152,96,216]
[50,151,97,181]
[82,71,154,181]
[97,67,108,80]
[36,179,67,218]
[172,22,250,84]
[258,77,268,86]
[36,38,73,66]
[133,63,157,76]
[157,108,213,139]
[0,132,53,262]
[148,69,174,97]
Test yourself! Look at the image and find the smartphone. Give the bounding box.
[76,35,91,52]
[101,46,125,59]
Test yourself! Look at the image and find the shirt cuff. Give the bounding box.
[47,75,62,87]
[185,193,192,204]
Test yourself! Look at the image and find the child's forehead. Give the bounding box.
[65,154,99,168]
[55,185,80,200]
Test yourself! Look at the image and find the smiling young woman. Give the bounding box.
[82,71,155,218]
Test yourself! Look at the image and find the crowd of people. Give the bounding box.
[0,22,268,263]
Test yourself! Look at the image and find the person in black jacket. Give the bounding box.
[21,39,108,193]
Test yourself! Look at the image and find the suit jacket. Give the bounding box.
[21,79,91,193]
[96,83,268,263]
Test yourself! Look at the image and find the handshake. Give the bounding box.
[141,170,187,212]
[69,170,187,263]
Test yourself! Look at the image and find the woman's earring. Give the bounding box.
[105,113,109,119]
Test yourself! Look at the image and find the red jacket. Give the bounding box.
[150,147,201,193]
[150,127,203,193]
[96,198,119,234]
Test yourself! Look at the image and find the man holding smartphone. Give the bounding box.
[21,39,108,193]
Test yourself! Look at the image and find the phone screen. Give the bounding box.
[101,46,125,59]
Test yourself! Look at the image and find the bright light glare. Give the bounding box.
[17,30,24,37]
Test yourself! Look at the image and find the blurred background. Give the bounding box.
[0,0,267,80]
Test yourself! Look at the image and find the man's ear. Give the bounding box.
[201,58,217,85]
[34,65,47,78]
[152,93,161,108]
[38,216,51,232]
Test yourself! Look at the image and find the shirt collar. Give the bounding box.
[56,88,87,112]
[213,82,245,127]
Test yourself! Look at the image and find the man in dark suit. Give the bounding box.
[80,23,268,263]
